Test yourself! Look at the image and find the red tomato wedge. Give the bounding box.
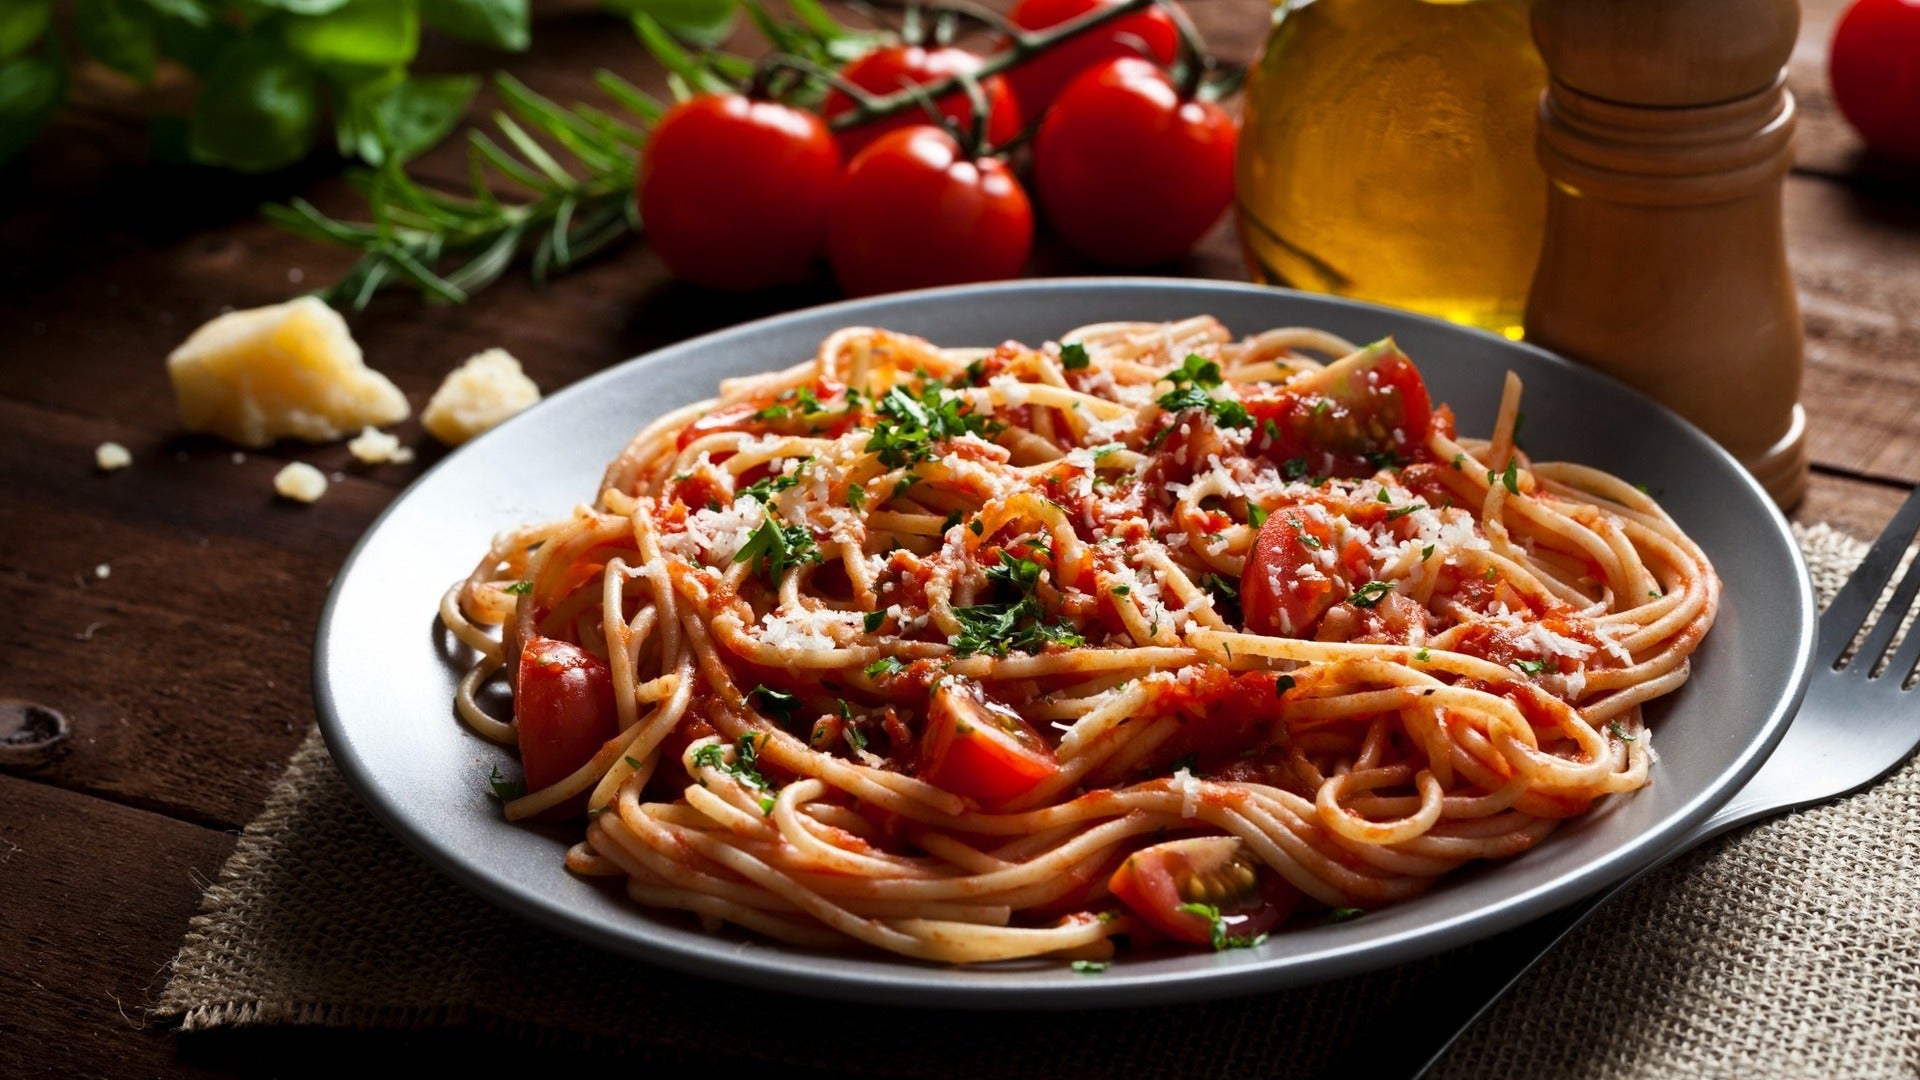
[918,678,1060,807]
[1246,339,1434,476]
[1108,836,1294,947]
[1240,507,1342,638]
[515,637,619,818]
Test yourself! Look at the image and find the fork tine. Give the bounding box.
[1851,528,1920,678]
[1877,553,1920,687]
[1817,486,1920,668]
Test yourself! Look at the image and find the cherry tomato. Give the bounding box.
[1829,0,1920,162]
[1240,507,1343,638]
[1108,836,1294,947]
[827,126,1035,297]
[1005,0,1181,117]
[1245,340,1435,477]
[1033,58,1237,267]
[637,94,841,290]
[917,677,1060,807]
[821,45,1023,159]
[514,637,620,819]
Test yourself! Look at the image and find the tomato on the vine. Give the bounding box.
[1004,0,1181,117]
[827,125,1034,297]
[637,94,841,290]
[1032,58,1236,267]
[821,45,1023,159]
[1829,0,1920,163]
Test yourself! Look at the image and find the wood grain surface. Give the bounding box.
[2,0,1915,1074]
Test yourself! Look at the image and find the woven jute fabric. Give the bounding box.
[156,524,1920,1078]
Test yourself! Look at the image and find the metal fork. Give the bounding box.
[1387,485,1920,1079]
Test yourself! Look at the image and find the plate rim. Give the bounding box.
[313,276,1815,1008]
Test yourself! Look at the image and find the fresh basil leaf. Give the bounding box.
[343,72,478,164]
[187,43,320,172]
[605,0,739,46]
[283,0,421,68]
[419,0,529,50]
[77,0,158,83]
[0,52,63,164]
[0,0,51,61]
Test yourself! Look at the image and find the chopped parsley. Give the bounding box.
[1415,647,1431,662]
[865,382,996,468]
[1247,504,1270,528]
[692,734,776,813]
[864,610,887,633]
[737,467,805,505]
[1282,456,1309,482]
[949,597,1083,657]
[487,765,525,802]
[865,656,906,679]
[1091,443,1123,460]
[1347,581,1393,608]
[1451,453,1467,471]
[1421,544,1435,560]
[503,579,533,596]
[1326,907,1364,924]
[1201,573,1242,623]
[988,550,1043,591]
[1610,720,1639,743]
[1511,658,1548,677]
[1059,342,1091,370]
[847,482,867,512]
[750,684,800,723]
[735,515,821,583]
[1385,502,1427,521]
[1489,458,1520,495]
[1111,583,1131,596]
[843,720,868,753]
[1155,354,1250,428]
[1377,488,1392,504]
[1164,353,1222,390]
[1291,518,1323,550]
[1177,901,1269,951]
[1070,960,1110,974]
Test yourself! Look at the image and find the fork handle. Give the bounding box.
[1371,762,1801,1080]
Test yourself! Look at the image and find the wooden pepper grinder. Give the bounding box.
[1525,0,1808,508]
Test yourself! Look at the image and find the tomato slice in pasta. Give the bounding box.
[918,677,1060,807]
[514,636,619,818]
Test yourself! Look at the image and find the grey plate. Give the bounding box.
[315,278,1813,1008]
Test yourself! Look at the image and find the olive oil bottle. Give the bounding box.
[1235,0,1547,339]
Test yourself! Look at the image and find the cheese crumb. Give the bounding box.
[422,349,540,447]
[95,442,132,471]
[94,563,110,579]
[167,297,409,448]
[273,461,329,503]
[347,426,415,465]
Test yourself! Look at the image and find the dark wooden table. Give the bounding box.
[4,2,1916,1074]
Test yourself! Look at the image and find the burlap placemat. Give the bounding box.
[155,524,1920,1078]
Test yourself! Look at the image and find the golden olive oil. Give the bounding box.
[1235,0,1547,338]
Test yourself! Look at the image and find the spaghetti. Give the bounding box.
[443,317,1717,964]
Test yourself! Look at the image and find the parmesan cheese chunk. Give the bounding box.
[422,349,540,447]
[167,297,410,448]
[273,461,329,503]
[347,426,415,465]
[95,442,132,471]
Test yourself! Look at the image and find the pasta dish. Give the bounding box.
[441,317,1718,965]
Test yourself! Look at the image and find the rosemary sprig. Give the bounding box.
[265,71,657,310]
